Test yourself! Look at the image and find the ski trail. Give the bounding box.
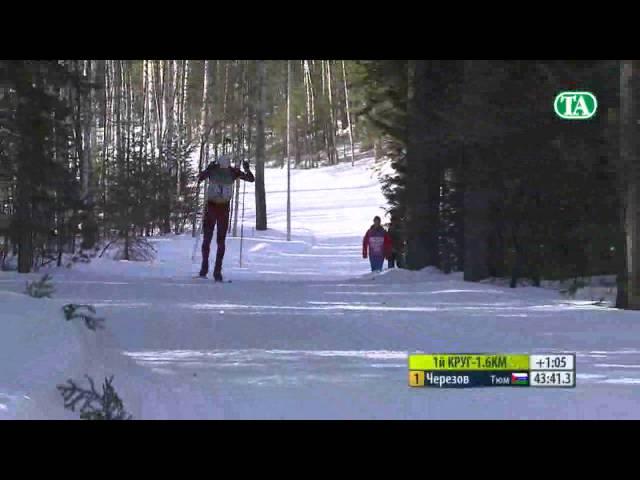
[5,155,640,418]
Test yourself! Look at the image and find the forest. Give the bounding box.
[1,60,639,309]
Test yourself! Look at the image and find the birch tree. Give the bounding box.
[255,60,267,231]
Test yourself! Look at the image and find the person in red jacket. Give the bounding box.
[362,216,392,272]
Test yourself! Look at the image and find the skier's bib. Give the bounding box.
[207,168,235,204]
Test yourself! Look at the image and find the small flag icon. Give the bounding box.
[512,373,528,385]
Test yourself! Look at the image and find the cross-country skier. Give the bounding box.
[197,139,255,281]
[362,216,392,273]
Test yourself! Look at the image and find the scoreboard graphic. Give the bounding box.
[408,353,576,388]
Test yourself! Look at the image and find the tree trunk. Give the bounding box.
[255,60,267,231]
[153,60,164,160]
[463,189,491,281]
[162,60,176,234]
[15,75,34,275]
[294,121,301,166]
[341,60,356,167]
[118,61,130,261]
[287,60,292,241]
[193,60,210,237]
[81,61,91,202]
[100,61,110,240]
[405,60,440,270]
[140,60,147,162]
[81,60,98,249]
[326,61,338,164]
[232,63,247,238]
[228,122,237,235]
[176,60,188,211]
[220,61,230,148]
[303,60,312,168]
[309,60,319,167]
[620,60,640,308]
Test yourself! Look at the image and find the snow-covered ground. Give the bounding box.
[2,154,640,419]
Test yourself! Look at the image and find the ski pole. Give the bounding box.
[192,178,207,262]
[239,123,247,267]
[191,183,200,262]
[239,167,247,267]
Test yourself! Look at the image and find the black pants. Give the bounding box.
[388,253,396,269]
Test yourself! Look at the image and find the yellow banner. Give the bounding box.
[409,354,530,371]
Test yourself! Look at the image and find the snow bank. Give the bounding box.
[0,286,165,419]
[541,275,617,304]
[353,266,455,284]
[481,274,618,305]
[99,238,158,262]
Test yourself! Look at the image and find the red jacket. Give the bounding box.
[363,225,392,259]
